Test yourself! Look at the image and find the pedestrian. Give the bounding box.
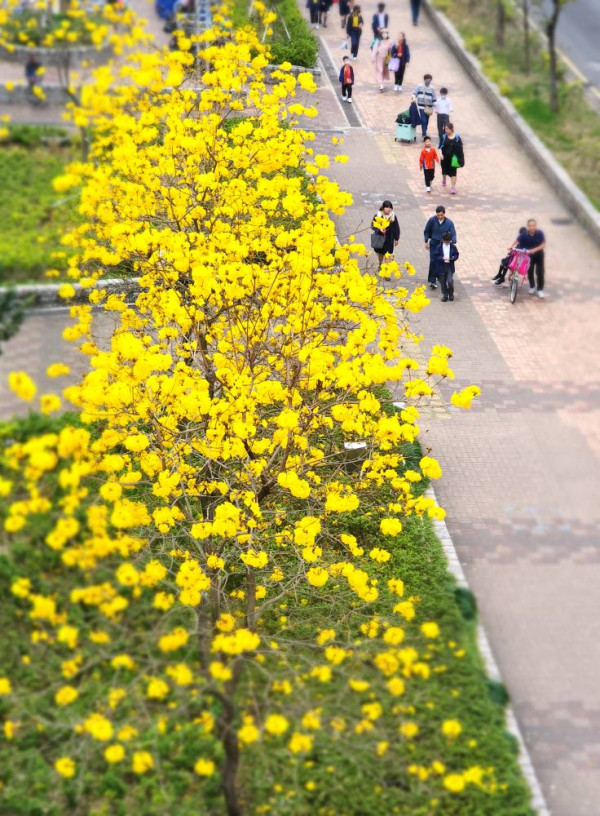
[413,73,436,139]
[418,136,439,193]
[319,0,331,28]
[346,6,363,59]
[339,0,352,30]
[390,31,410,91]
[371,200,401,269]
[433,231,459,301]
[493,226,527,284]
[307,0,319,28]
[410,0,421,26]
[424,205,457,289]
[339,55,355,103]
[434,86,452,146]
[408,93,420,127]
[372,3,389,39]
[511,219,546,297]
[25,54,42,91]
[372,31,392,92]
[440,122,464,194]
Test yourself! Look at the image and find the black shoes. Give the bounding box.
[448,293,454,301]
[441,296,448,302]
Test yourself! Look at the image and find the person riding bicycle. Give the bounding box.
[492,226,526,285]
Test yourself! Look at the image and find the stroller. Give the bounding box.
[395,110,416,143]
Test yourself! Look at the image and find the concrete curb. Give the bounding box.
[422,0,600,244]
[426,485,552,816]
[3,278,140,310]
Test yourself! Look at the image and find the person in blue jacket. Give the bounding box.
[433,231,459,301]
[424,205,457,289]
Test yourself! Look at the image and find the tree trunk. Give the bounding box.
[546,0,561,113]
[495,0,505,48]
[217,691,243,816]
[522,0,530,74]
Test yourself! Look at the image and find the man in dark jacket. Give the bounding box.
[424,205,457,289]
[433,231,459,301]
[372,3,389,37]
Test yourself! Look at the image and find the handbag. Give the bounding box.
[388,56,400,72]
[423,105,434,115]
[371,232,386,251]
[451,154,461,169]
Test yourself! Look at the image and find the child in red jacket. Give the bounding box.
[418,136,439,192]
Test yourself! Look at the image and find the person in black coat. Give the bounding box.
[339,0,352,29]
[372,2,389,37]
[433,231,459,301]
[346,6,363,58]
[371,200,401,269]
[440,122,465,195]
[319,0,331,27]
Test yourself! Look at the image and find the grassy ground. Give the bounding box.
[0,410,535,816]
[232,0,318,67]
[0,126,78,284]
[433,0,600,209]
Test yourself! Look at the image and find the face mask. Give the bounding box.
[425,80,431,86]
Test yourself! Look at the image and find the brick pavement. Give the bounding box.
[1,5,600,815]
[310,5,600,816]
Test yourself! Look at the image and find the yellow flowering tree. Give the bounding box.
[0,6,488,816]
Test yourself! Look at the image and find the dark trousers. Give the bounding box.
[528,252,545,291]
[438,267,454,297]
[350,30,361,57]
[310,6,318,23]
[394,64,406,86]
[419,108,430,138]
[342,83,353,99]
[428,247,439,284]
[410,0,421,24]
[437,113,450,144]
[423,168,435,187]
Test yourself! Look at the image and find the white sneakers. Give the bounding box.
[393,85,402,91]
[528,287,536,294]
[528,288,547,298]
[426,186,431,192]
[537,290,546,298]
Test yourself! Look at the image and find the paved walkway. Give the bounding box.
[309,5,600,816]
[1,5,599,815]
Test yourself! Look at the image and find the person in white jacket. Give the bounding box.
[434,87,453,146]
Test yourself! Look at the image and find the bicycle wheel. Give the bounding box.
[509,276,519,304]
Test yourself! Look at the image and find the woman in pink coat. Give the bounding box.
[372,30,392,92]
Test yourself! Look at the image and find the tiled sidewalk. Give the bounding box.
[312,5,600,816]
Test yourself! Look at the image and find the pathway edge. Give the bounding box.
[426,486,552,816]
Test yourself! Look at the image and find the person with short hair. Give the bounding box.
[511,219,547,297]
[372,2,389,38]
[424,205,457,289]
[418,136,439,193]
[339,55,354,103]
[434,86,453,146]
[413,73,436,139]
[371,199,401,269]
[433,230,459,301]
[440,122,464,194]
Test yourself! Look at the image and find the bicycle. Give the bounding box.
[506,248,530,304]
